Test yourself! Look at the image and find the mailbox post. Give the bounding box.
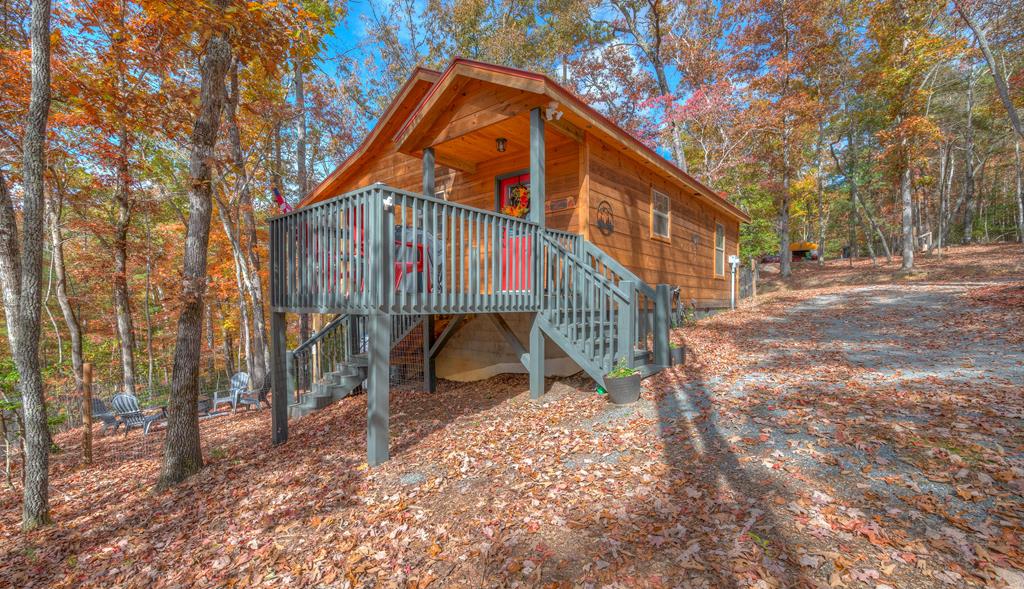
[729,255,740,310]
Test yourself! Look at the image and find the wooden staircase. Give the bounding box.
[287,315,423,419]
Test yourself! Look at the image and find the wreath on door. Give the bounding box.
[501,183,530,218]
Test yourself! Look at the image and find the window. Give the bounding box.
[715,222,725,276]
[651,190,670,239]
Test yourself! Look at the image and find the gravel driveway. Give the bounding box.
[651,281,1024,588]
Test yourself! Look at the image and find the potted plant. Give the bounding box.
[670,341,685,366]
[603,358,642,404]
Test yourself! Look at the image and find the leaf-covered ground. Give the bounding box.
[2,244,1023,588]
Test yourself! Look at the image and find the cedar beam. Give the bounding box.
[549,117,583,143]
[434,152,477,174]
[487,314,529,368]
[429,314,467,358]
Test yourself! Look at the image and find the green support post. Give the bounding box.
[422,147,435,196]
[271,310,289,445]
[528,106,546,398]
[618,280,636,367]
[654,284,671,368]
[529,313,545,399]
[423,314,435,392]
[367,310,391,466]
[367,189,393,466]
[529,107,545,227]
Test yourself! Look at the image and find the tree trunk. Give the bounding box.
[219,304,235,378]
[46,181,84,390]
[778,18,793,278]
[779,121,792,277]
[2,0,53,530]
[143,213,155,390]
[846,125,859,263]
[113,127,138,394]
[936,142,950,252]
[941,148,958,246]
[1016,140,1023,243]
[816,120,826,265]
[273,122,283,195]
[954,1,1023,140]
[900,164,914,270]
[157,10,230,490]
[855,191,891,261]
[293,58,312,348]
[214,197,254,378]
[0,170,20,353]
[226,63,270,394]
[294,59,308,198]
[861,216,877,265]
[204,297,215,379]
[962,68,976,244]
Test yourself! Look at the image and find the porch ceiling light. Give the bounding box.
[496,137,507,152]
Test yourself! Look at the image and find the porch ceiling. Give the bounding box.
[430,110,578,173]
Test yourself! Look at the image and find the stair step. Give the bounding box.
[306,389,337,408]
[333,363,364,377]
[288,403,315,419]
[322,372,363,389]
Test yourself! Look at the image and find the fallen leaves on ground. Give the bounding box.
[1,243,1022,588]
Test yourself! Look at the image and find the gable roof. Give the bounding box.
[302,58,749,223]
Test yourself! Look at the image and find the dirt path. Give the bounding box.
[646,280,1024,588]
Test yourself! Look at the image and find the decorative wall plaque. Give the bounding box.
[596,200,614,235]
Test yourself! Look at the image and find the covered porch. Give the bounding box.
[268,70,673,467]
[397,70,589,235]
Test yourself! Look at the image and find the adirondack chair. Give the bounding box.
[90,397,121,436]
[210,372,258,412]
[110,393,164,436]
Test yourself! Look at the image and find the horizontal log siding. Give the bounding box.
[586,135,739,308]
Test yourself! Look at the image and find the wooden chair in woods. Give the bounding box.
[110,393,165,436]
[90,397,121,436]
[210,372,259,412]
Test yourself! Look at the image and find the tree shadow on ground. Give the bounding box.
[565,361,817,587]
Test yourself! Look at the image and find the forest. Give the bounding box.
[0,0,1021,531]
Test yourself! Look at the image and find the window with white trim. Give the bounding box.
[651,190,670,239]
[715,222,725,276]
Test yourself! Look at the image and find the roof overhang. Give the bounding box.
[393,58,750,223]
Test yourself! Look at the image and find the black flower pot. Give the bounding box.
[670,346,685,366]
[604,373,641,404]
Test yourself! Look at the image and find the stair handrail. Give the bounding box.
[292,314,348,356]
[580,240,657,299]
[539,231,630,305]
[538,230,638,373]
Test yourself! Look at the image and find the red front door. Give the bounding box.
[498,173,530,216]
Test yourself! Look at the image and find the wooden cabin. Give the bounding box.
[268,59,748,465]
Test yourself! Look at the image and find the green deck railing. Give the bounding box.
[270,183,672,386]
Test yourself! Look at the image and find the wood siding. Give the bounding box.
[586,135,740,308]
[320,115,737,308]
